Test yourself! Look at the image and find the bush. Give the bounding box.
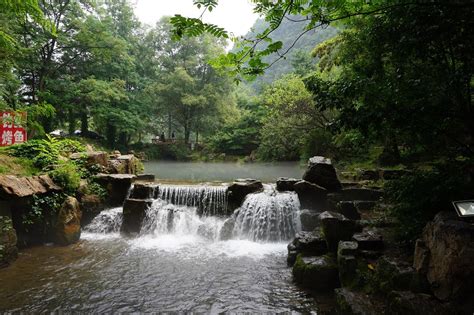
[48,161,81,194]
[7,135,85,170]
[385,158,474,244]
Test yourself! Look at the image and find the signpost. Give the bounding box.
[0,111,27,146]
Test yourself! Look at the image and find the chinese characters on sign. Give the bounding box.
[0,111,27,146]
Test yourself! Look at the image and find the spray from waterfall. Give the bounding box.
[83,207,123,233]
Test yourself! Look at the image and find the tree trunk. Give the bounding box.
[68,109,76,135]
[106,123,116,148]
[168,112,172,139]
[195,130,199,144]
[184,124,190,144]
[80,113,88,133]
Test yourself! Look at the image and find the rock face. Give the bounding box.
[54,197,82,245]
[292,254,339,290]
[0,175,61,199]
[287,230,328,265]
[319,211,356,251]
[227,179,263,209]
[388,291,451,315]
[121,198,153,235]
[70,151,109,168]
[107,154,142,174]
[335,288,381,315]
[95,174,136,206]
[276,177,299,192]
[302,156,342,191]
[337,241,359,288]
[219,217,235,241]
[294,180,327,210]
[299,209,321,231]
[352,229,384,251]
[414,212,474,308]
[337,201,361,220]
[130,183,157,199]
[0,216,18,267]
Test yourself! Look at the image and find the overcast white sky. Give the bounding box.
[133,0,259,37]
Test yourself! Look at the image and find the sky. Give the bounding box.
[133,0,259,37]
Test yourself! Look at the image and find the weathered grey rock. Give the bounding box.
[0,216,17,267]
[319,211,357,251]
[337,241,359,287]
[121,198,153,235]
[219,217,235,241]
[418,211,474,306]
[54,196,82,245]
[337,201,361,220]
[375,256,419,294]
[0,175,61,199]
[299,209,321,231]
[107,154,142,174]
[227,179,263,209]
[287,229,328,266]
[335,288,381,315]
[292,254,339,290]
[70,151,108,167]
[352,229,384,251]
[95,174,136,206]
[294,180,327,210]
[276,177,299,191]
[130,183,157,199]
[388,291,451,315]
[302,156,342,191]
[413,239,430,274]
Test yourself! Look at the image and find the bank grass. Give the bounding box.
[0,153,40,176]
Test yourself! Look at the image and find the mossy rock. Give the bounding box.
[292,254,339,291]
[0,216,18,267]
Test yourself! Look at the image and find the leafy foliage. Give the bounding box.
[386,159,474,243]
[48,161,81,194]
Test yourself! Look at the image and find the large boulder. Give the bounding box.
[0,216,18,267]
[276,177,299,192]
[388,291,452,315]
[292,254,339,290]
[0,175,61,199]
[219,217,235,241]
[415,211,474,308]
[54,196,82,245]
[335,288,382,315]
[227,179,263,209]
[299,209,321,231]
[319,211,357,251]
[302,156,342,191]
[129,183,157,199]
[337,201,361,220]
[70,151,108,168]
[337,241,359,288]
[287,229,328,265]
[121,198,153,235]
[294,180,327,210]
[352,228,384,251]
[95,174,136,206]
[107,154,142,174]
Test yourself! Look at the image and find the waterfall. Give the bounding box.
[232,185,301,242]
[84,207,123,233]
[140,199,224,241]
[85,183,301,243]
[157,184,228,216]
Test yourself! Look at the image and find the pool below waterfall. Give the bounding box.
[0,182,334,313]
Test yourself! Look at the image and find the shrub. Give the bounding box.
[48,161,81,194]
[7,135,85,170]
[385,158,474,244]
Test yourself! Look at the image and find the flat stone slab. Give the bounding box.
[352,229,384,251]
[0,175,61,199]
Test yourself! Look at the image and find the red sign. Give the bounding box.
[0,111,27,146]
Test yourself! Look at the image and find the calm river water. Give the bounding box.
[143,161,304,182]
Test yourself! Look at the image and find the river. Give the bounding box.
[143,161,304,182]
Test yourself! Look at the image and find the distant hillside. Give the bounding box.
[235,16,338,91]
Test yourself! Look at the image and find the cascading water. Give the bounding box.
[157,184,228,216]
[232,185,301,242]
[83,207,123,233]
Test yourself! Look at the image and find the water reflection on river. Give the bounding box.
[144,161,304,182]
[0,233,332,313]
